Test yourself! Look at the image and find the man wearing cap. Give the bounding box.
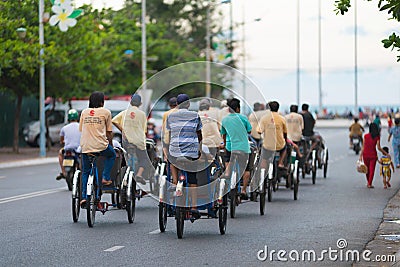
[166,94,202,211]
[112,94,147,185]
[198,98,222,157]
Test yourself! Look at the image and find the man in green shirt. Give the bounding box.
[220,98,252,199]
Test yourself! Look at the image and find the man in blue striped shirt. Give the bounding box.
[166,94,203,210]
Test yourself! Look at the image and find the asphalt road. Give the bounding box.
[0,128,398,267]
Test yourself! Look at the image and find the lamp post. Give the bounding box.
[205,0,231,98]
[354,0,358,116]
[296,0,300,105]
[318,0,322,113]
[142,0,147,91]
[39,0,46,157]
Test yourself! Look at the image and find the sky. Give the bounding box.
[76,0,400,111]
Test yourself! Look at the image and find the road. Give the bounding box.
[0,128,398,266]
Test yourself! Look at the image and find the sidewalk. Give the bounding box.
[0,146,59,169]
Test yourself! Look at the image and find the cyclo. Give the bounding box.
[71,145,134,227]
[158,150,227,239]
[256,142,300,207]
[297,133,328,184]
[227,136,261,217]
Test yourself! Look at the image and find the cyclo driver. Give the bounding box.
[79,91,116,207]
[300,103,325,161]
[220,98,252,200]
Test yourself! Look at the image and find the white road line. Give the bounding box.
[104,246,125,252]
[149,229,160,235]
[0,187,65,204]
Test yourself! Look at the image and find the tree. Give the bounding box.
[334,0,400,61]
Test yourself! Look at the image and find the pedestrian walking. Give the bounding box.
[359,123,388,188]
[388,118,400,168]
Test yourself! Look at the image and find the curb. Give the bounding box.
[0,157,58,169]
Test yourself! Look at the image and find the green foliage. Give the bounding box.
[334,0,400,61]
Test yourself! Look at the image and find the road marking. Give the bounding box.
[0,176,5,179]
[104,246,124,252]
[149,229,160,235]
[0,187,65,204]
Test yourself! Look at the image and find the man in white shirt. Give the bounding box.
[284,104,304,143]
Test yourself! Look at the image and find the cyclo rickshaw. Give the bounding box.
[71,145,135,227]
[158,149,227,239]
[297,133,328,184]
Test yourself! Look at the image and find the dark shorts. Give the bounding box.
[261,145,287,161]
[224,150,251,171]
[169,155,198,185]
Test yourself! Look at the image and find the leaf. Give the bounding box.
[68,9,83,19]
[50,0,54,5]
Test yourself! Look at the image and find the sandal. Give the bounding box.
[387,181,391,188]
[56,173,64,181]
[135,175,146,185]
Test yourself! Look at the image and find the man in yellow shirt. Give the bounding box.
[248,102,267,147]
[284,104,304,143]
[162,97,177,159]
[258,101,288,169]
[349,117,364,147]
[79,91,116,206]
[112,94,147,185]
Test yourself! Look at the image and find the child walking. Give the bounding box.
[379,147,395,189]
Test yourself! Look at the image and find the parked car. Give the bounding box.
[23,100,130,147]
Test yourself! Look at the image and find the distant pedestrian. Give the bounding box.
[359,123,388,188]
[378,147,395,189]
[388,118,400,168]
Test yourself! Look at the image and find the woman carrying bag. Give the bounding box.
[359,123,388,188]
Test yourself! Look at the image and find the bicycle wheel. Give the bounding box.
[218,195,228,235]
[229,190,236,218]
[259,178,266,215]
[72,172,81,223]
[159,203,167,232]
[86,191,96,228]
[293,166,299,200]
[126,179,136,223]
[267,179,273,202]
[176,207,185,239]
[312,158,317,185]
[323,149,329,178]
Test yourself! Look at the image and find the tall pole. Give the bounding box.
[142,0,147,91]
[242,4,246,102]
[296,0,300,105]
[354,0,358,116]
[39,0,46,157]
[205,6,211,98]
[318,0,322,113]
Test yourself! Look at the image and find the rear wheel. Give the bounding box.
[159,203,167,232]
[293,166,299,200]
[312,157,317,184]
[66,170,74,191]
[126,180,136,223]
[259,178,266,215]
[86,189,96,228]
[267,179,273,202]
[176,207,185,239]
[323,149,329,178]
[229,190,237,218]
[72,172,81,222]
[218,195,228,235]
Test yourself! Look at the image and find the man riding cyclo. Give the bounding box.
[300,103,325,167]
[220,98,252,200]
[258,101,288,174]
[248,102,267,148]
[112,94,148,186]
[349,117,364,148]
[56,109,81,181]
[79,91,116,207]
[165,94,203,217]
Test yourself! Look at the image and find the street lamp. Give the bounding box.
[205,0,231,98]
[16,27,27,39]
[142,0,147,92]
